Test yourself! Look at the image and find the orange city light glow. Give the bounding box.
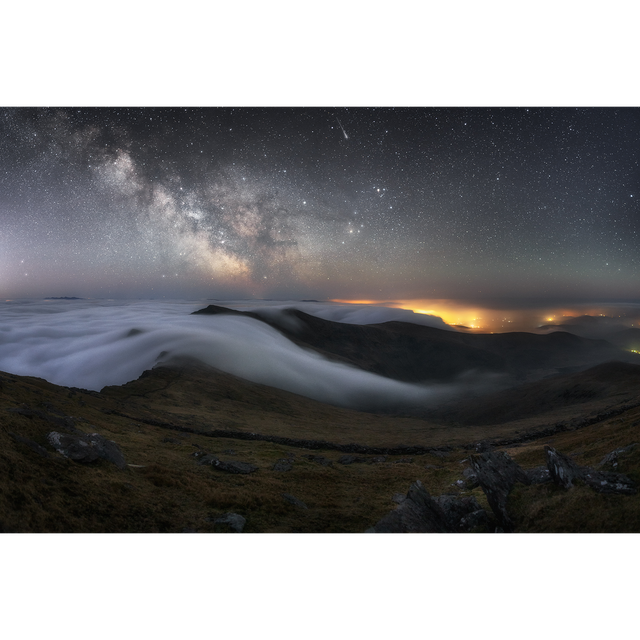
[330,298,490,330]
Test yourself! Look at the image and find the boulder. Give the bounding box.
[47,431,101,464]
[469,451,530,531]
[211,513,246,532]
[302,454,332,466]
[47,431,127,469]
[433,494,484,532]
[462,466,479,489]
[338,455,369,465]
[459,509,489,532]
[366,480,454,533]
[272,459,293,472]
[526,466,552,484]
[86,433,127,469]
[598,443,639,470]
[545,446,636,495]
[213,459,258,474]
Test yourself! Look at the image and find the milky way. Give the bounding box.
[1,107,639,303]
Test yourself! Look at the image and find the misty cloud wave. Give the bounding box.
[0,299,463,412]
[226,300,454,330]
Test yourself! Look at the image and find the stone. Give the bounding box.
[86,433,127,469]
[47,431,127,468]
[392,493,406,504]
[273,459,293,472]
[212,459,258,474]
[196,454,219,466]
[47,431,100,464]
[366,480,454,533]
[282,493,308,509]
[462,466,479,488]
[302,454,332,466]
[433,494,484,532]
[212,513,246,532]
[598,443,639,470]
[526,465,552,484]
[469,450,531,532]
[459,509,489,532]
[338,455,368,465]
[545,446,636,495]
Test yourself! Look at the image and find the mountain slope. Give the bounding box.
[193,305,639,383]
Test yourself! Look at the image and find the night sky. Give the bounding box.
[2,107,640,306]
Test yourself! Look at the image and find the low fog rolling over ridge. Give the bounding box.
[0,299,481,413]
[1,298,639,414]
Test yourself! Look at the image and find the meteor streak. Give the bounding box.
[336,117,349,140]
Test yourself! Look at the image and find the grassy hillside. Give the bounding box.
[1,357,639,533]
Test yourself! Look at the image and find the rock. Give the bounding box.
[282,493,308,509]
[47,431,101,464]
[598,443,639,470]
[366,480,454,533]
[469,451,530,532]
[212,459,258,474]
[338,455,369,465]
[86,433,127,469]
[369,456,387,464]
[47,431,127,468]
[211,513,246,532]
[526,466,551,484]
[433,494,484,531]
[196,454,219,466]
[392,493,406,504]
[302,454,332,466]
[545,446,636,495]
[459,509,489,532]
[462,467,479,488]
[272,459,293,472]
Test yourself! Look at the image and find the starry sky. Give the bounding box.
[2,107,639,307]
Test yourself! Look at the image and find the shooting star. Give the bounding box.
[336,117,349,140]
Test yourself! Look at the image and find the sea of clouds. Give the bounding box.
[0,299,468,412]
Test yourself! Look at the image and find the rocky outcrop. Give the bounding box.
[209,513,246,532]
[272,459,293,472]
[433,494,486,532]
[214,460,258,474]
[366,480,453,533]
[469,451,530,531]
[545,446,636,494]
[598,443,639,470]
[194,452,258,474]
[47,431,126,469]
